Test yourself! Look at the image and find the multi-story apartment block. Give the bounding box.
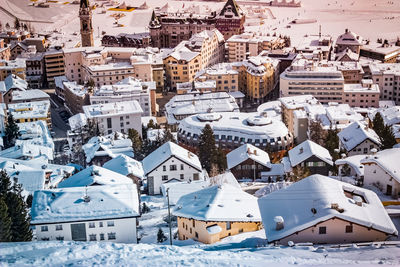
[280,58,344,104]
[62,81,91,114]
[236,54,279,102]
[43,49,65,88]
[25,53,45,88]
[149,0,244,48]
[367,63,400,104]
[0,58,26,81]
[360,43,400,63]
[163,29,225,90]
[343,79,380,108]
[90,77,156,116]
[83,100,143,135]
[227,32,286,62]
[195,63,239,92]
[8,100,52,128]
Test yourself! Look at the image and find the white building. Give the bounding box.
[258,175,397,244]
[142,141,204,195]
[91,77,155,116]
[338,121,381,156]
[361,148,400,198]
[165,92,240,125]
[103,154,144,182]
[83,100,143,135]
[31,184,140,243]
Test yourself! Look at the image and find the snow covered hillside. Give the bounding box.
[1,238,400,266]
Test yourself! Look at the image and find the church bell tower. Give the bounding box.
[79,0,94,47]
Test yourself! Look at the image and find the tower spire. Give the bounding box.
[80,0,89,8]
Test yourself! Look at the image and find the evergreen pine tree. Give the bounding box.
[324,128,341,175]
[14,17,20,30]
[4,113,20,149]
[213,148,227,173]
[141,202,150,214]
[162,127,175,143]
[380,125,396,150]
[6,183,32,241]
[157,228,167,243]
[0,197,12,242]
[146,119,157,129]
[0,170,11,197]
[372,112,385,137]
[309,119,326,147]
[128,128,143,159]
[198,124,217,173]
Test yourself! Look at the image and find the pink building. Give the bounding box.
[343,79,380,108]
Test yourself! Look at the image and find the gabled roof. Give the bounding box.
[103,154,144,179]
[258,175,398,242]
[335,154,366,177]
[173,184,261,222]
[219,0,241,17]
[31,184,139,224]
[227,143,271,169]
[3,74,28,93]
[161,180,210,205]
[57,165,133,188]
[142,142,202,174]
[338,122,381,151]
[288,140,333,167]
[360,148,400,183]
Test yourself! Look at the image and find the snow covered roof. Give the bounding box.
[0,160,45,193]
[58,165,133,188]
[178,111,289,143]
[258,175,397,242]
[103,154,144,179]
[8,100,50,120]
[260,163,285,177]
[335,47,359,61]
[336,29,363,46]
[142,142,202,175]
[338,122,381,151]
[227,144,271,169]
[360,148,400,183]
[68,113,87,132]
[11,89,49,102]
[1,74,27,93]
[164,41,200,62]
[161,180,210,205]
[288,140,333,167]
[82,132,134,163]
[0,142,53,160]
[83,100,143,119]
[335,154,366,177]
[31,184,139,224]
[174,184,261,222]
[279,95,319,110]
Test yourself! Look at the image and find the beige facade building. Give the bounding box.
[258,175,397,245]
[335,29,363,54]
[368,63,400,104]
[44,50,65,88]
[227,32,286,62]
[280,58,344,104]
[0,39,11,61]
[195,63,239,92]
[343,80,380,108]
[163,29,225,90]
[174,183,262,244]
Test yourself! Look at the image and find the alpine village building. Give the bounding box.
[149,0,245,48]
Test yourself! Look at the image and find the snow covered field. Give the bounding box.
[1,0,399,48]
[1,194,400,266]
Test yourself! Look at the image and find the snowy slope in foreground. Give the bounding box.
[1,240,400,266]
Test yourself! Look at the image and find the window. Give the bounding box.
[100,233,105,240]
[195,232,199,239]
[56,236,64,241]
[162,175,168,181]
[319,226,326,234]
[41,226,48,232]
[345,225,353,233]
[226,222,231,230]
[107,118,112,128]
[89,222,95,228]
[170,165,177,171]
[41,237,50,241]
[108,232,116,240]
[89,234,97,241]
[180,174,184,180]
[163,165,166,171]
[193,220,195,227]
[99,222,103,227]
[56,225,63,231]
[107,221,115,227]
[180,164,184,170]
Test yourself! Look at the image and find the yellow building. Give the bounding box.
[237,55,279,102]
[0,58,26,81]
[163,29,225,91]
[195,63,239,93]
[8,100,52,128]
[173,182,262,244]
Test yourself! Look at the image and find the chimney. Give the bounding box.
[274,216,284,230]
[353,196,363,206]
[299,147,304,154]
[254,149,257,155]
